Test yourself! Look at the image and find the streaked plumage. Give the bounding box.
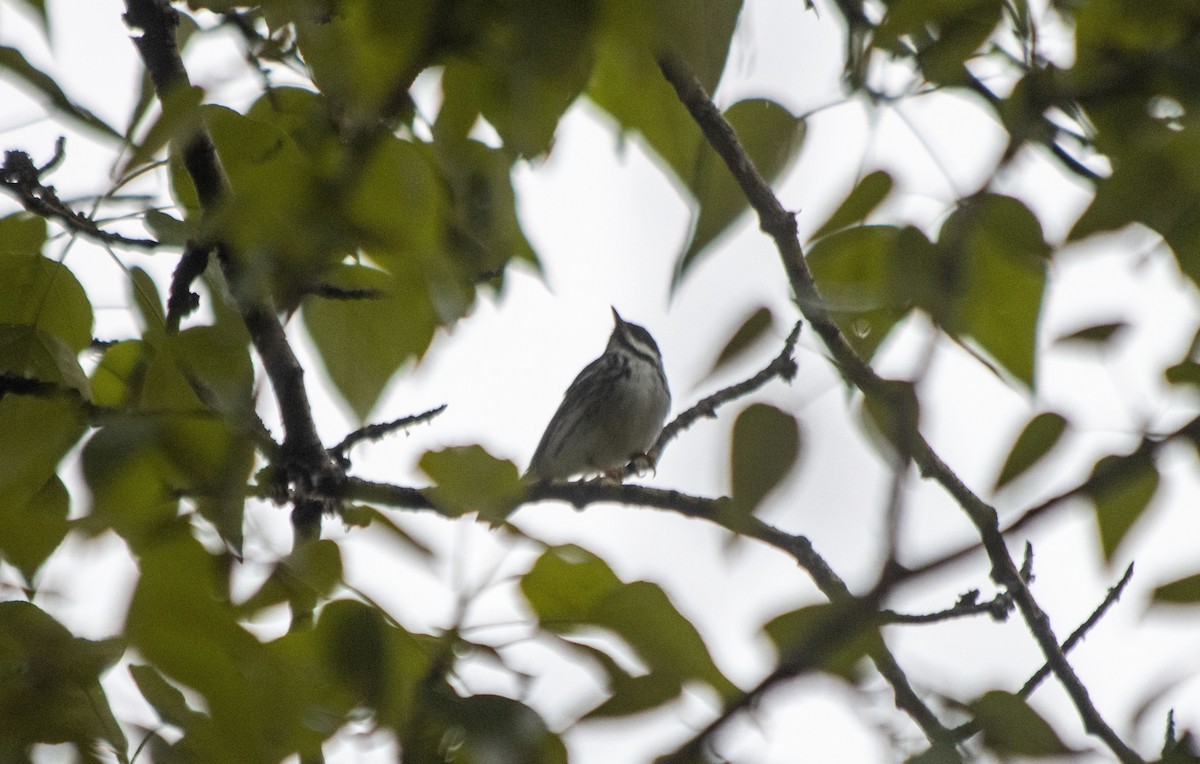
[526,308,671,481]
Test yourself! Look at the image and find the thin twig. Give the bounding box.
[637,320,801,473]
[656,54,1142,763]
[0,145,158,249]
[882,588,1013,625]
[329,404,448,466]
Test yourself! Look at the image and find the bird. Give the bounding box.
[525,307,671,481]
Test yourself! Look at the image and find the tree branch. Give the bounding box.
[123,0,341,542]
[1,142,159,249]
[656,54,1143,763]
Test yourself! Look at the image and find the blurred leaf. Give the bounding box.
[0,212,47,256]
[420,445,524,525]
[294,0,436,125]
[812,170,894,240]
[1070,124,1200,287]
[994,412,1068,491]
[239,539,343,617]
[763,603,882,680]
[520,544,738,718]
[808,225,929,359]
[0,246,94,354]
[705,306,774,380]
[130,663,206,730]
[875,0,1004,85]
[438,0,599,157]
[862,379,921,463]
[730,403,801,516]
[428,694,568,763]
[130,266,166,330]
[587,0,743,185]
[127,532,316,760]
[1086,453,1160,561]
[0,46,121,139]
[931,195,1049,389]
[676,99,806,283]
[1153,573,1200,605]
[0,324,90,396]
[122,84,204,176]
[0,474,69,582]
[969,690,1076,756]
[143,209,194,248]
[1055,321,1128,348]
[1166,360,1200,389]
[341,504,434,560]
[82,413,253,552]
[0,396,85,510]
[0,601,128,756]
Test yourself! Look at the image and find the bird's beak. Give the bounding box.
[611,306,623,326]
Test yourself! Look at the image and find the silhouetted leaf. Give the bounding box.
[521,544,738,717]
[730,403,801,516]
[764,603,882,680]
[705,305,773,379]
[1086,453,1160,561]
[932,194,1049,390]
[677,99,805,283]
[1153,573,1200,605]
[1055,321,1128,348]
[969,690,1076,756]
[420,445,524,524]
[0,46,120,139]
[995,412,1068,491]
[812,170,894,240]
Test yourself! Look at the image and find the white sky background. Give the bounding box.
[3,0,1200,762]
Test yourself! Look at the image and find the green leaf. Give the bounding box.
[931,194,1049,389]
[1086,453,1160,561]
[520,544,738,717]
[428,694,568,763]
[861,379,921,463]
[812,170,894,240]
[437,0,599,157]
[968,690,1076,757]
[874,0,1004,86]
[676,99,806,283]
[239,539,344,617]
[0,212,47,256]
[130,266,166,330]
[129,663,207,730]
[0,601,128,756]
[419,445,524,525]
[808,225,930,359]
[1054,321,1129,348]
[0,46,121,139]
[587,0,743,183]
[730,403,801,516]
[143,209,194,248]
[0,324,90,396]
[0,474,69,583]
[0,396,85,510]
[1069,126,1200,288]
[127,532,314,760]
[0,247,94,354]
[994,412,1068,491]
[763,603,882,680]
[302,264,438,420]
[82,413,254,552]
[1153,573,1200,605]
[704,306,774,380]
[122,84,204,176]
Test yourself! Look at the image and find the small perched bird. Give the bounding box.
[525,308,671,481]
